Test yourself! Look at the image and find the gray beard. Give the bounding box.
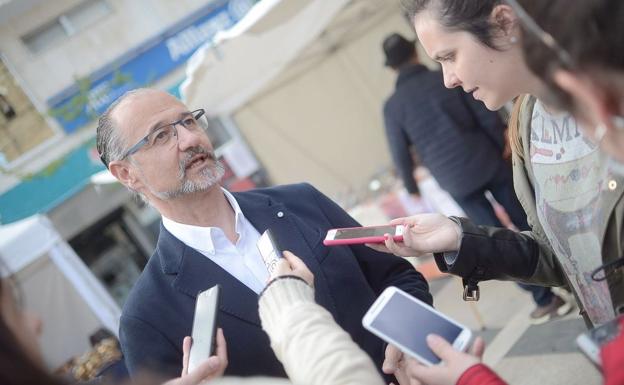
[151,159,226,200]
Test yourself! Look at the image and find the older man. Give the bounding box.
[97,88,431,379]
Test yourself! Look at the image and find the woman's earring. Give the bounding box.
[510,36,518,44]
[612,115,624,131]
[594,123,607,142]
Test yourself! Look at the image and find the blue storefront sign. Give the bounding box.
[0,0,258,224]
[48,0,256,133]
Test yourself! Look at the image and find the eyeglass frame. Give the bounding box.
[118,108,207,161]
[504,0,576,70]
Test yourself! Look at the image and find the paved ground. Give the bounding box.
[429,274,602,385]
[348,184,603,385]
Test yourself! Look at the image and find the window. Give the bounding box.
[0,94,16,121]
[206,117,233,150]
[0,58,56,163]
[21,0,112,53]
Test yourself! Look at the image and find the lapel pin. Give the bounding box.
[608,180,617,191]
[277,211,284,218]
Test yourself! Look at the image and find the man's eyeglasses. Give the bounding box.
[504,0,576,69]
[121,109,208,161]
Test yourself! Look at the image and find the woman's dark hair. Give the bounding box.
[403,0,505,50]
[517,0,624,111]
[0,262,67,385]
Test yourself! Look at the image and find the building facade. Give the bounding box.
[0,0,260,306]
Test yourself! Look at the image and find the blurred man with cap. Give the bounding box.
[382,32,524,229]
[381,33,571,326]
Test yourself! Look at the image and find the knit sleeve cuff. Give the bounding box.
[258,276,315,333]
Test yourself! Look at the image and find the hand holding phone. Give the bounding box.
[324,225,404,246]
[576,314,624,366]
[401,335,486,385]
[363,286,472,366]
[188,285,221,372]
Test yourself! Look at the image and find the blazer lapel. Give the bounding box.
[234,192,338,315]
[158,225,262,326]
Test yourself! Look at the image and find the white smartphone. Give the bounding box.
[324,225,404,246]
[362,286,473,366]
[188,285,220,372]
[576,315,623,366]
[256,229,284,276]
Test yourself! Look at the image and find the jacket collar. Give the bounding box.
[156,189,330,326]
[161,188,246,255]
[396,64,428,87]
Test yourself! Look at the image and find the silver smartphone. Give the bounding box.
[576,315,623,366]
[256,229,284,276]
[188,285,220,372]
[362,286,473,366]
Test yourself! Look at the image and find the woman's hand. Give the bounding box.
[366,214,462,257]
[271,251,315,287]
[164,328,228,385]
[404,335,485,385]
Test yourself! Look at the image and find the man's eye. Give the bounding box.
[152,128,170,144]
[182,117,196,126]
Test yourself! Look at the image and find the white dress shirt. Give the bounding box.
[162,188,269,294]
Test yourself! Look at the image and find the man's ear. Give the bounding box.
[109,160,143,192]
[553,70,613,130]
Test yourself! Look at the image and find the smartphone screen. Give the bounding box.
[370,291,463,364]
[257,229,283,275]
[334,225,397,239]
[189,285,220,372]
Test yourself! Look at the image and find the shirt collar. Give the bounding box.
[161,188,246,255]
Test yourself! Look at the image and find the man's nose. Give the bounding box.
[176,125,205,150]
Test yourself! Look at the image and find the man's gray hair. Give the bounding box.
[96,88,153,203]
[96,88,152,167]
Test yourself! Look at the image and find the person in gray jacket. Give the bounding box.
[381,32,568,324]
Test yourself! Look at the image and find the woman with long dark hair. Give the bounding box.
[367,0,624,383]
[0,270,65,385]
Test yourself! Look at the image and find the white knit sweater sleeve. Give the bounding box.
[258,277,384,385]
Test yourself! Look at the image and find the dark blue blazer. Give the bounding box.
[384,64,506,198]
[119,183,431,378]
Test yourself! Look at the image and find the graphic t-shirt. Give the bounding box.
[530,101,614,324]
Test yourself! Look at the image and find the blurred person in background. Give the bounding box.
[382,32,524,231]
[381,32,569,325]
[0,259,221,385]
[369,0,624,378]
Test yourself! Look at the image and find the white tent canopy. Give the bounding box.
[181,0,350,114]
[0,215,121,369]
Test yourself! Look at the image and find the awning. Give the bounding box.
[181,0,350,114]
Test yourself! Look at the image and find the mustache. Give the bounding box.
[178,147,216,176]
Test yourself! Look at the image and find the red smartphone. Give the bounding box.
[323,225,404,246]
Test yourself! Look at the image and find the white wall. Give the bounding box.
[0,0,217,104]
[233,0,436,198]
